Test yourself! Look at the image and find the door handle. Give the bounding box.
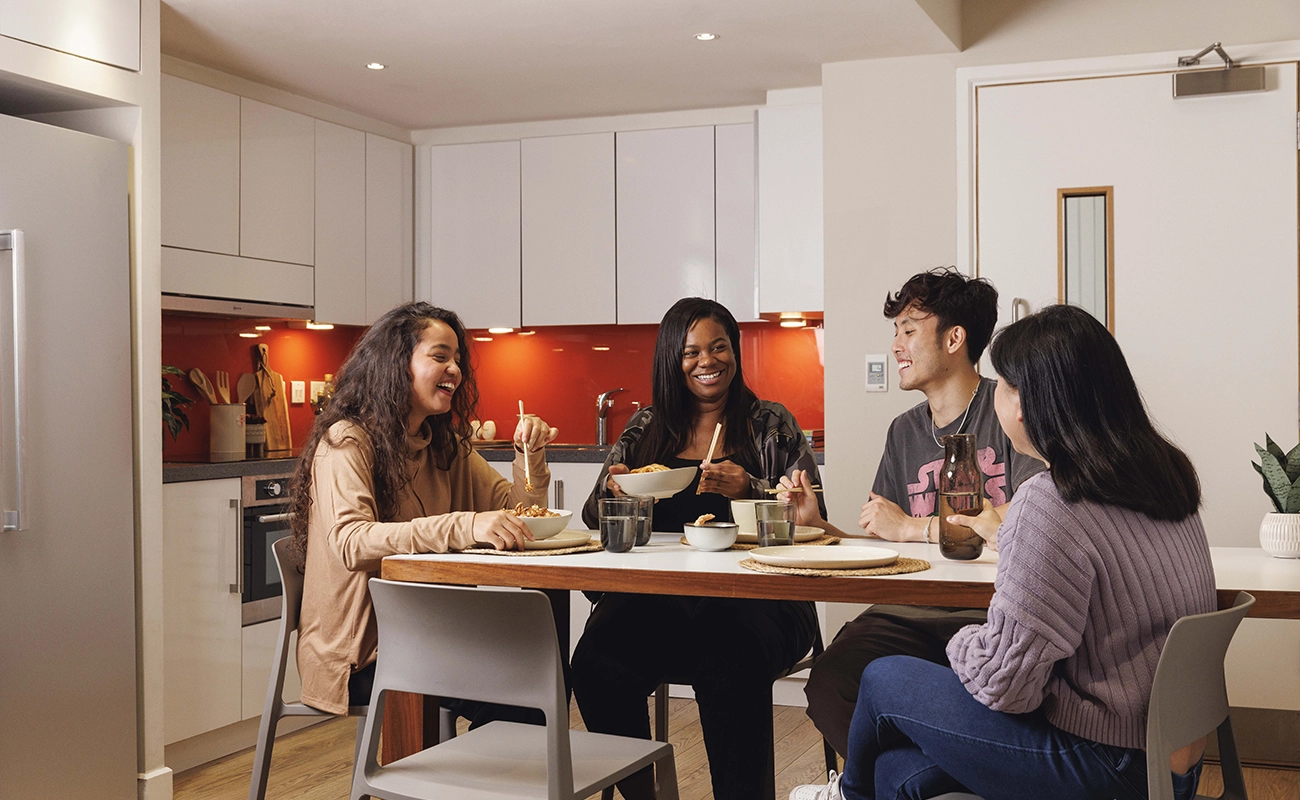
[2,231,28,532]
[256,512,291,524]
[1012,297,1032,323]
[230,498,244,594]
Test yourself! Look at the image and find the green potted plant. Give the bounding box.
[162,365,194,445]
[1252,434,1300,558]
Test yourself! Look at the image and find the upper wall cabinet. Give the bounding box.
[0,0,140,71]
[521,133,616,326]
[365,133,414,322]
[427,141,521,330]
[240,99,315,266]
[756,104,823,314]
[715,123,758,322]
[161,75,240,256]
[314,120,367,326]
[616,126,715,325]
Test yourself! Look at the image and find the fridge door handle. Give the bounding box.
[230,498,244,594]
[1,230,27,532]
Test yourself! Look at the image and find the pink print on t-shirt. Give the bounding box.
[906,446,1007,516]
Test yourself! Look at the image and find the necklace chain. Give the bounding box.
[931,383,979,449]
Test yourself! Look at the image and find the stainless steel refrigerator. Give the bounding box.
[0,113,137,797]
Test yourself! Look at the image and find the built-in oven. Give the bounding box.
[241,472,294,626]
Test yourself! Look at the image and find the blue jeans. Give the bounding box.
[841,656,1203,800]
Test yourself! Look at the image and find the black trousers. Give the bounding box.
[571,593,817,800]
[803,604,988,758]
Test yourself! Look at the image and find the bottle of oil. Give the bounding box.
[938,433,984,560]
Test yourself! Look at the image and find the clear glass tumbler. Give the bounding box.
[598,497,638,553]
[754,500,795,547]
[631,495,653,546]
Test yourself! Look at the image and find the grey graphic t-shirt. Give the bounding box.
[872,377,1045,516]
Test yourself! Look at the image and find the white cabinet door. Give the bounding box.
[0,0,140,71]
[242,622,302,721]
[366,134,414,323]
[521,133,616,326]
[163,480,244,744]
[756,104,823,314]
[427,141,521,329]
[616,126,715,325]
[315,121,367,326]
[161,75,240,256]
[241,98,316,266]
[715,122,759,322]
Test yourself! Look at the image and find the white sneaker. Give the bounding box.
[789,770,843,800]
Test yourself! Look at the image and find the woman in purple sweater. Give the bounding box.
[792,304,1216,800]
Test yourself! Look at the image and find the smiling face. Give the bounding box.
[680,316,736,407]
[407,320,462,427]
[891,304,964,392]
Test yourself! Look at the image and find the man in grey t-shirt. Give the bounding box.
[783,267,1044,758]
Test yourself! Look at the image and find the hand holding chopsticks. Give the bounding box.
[696,422,723,495]
[514,401,560,495]
[519,400,533,491]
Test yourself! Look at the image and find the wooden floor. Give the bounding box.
[176,699,1300,800]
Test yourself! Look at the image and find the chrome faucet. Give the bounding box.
[596,387,625,445]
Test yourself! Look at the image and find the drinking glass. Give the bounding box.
[631,495,653,546]
[598,497,638,553]
[754,501,795,547]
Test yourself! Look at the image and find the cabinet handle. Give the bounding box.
[1012,297,1032,322]
[2,231,27,532]
[230,498,243,594]
[554,479,564,511]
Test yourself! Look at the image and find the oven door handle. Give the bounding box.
[256,512,292,524]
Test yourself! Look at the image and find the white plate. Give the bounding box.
[749,545,899,569]
[523,530,591,550]
[611,466,698,499]
[735,525,825,544]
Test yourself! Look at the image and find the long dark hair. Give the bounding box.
[635,298,759,467]
[290,302,480,552]
[989,304,1199,520]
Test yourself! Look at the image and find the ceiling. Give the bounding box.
[161,0,961,131]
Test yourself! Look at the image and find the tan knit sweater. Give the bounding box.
[297,420,549,714]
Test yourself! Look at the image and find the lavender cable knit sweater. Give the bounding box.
[946,471,1216,749]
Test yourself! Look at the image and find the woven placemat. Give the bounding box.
[679,535,841,551]
[467,541,605,556]
[738,556,930,577]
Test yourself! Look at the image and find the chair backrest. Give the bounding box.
[365,579,573,796]
[272,536,306,633]
[1146,591,1255,800]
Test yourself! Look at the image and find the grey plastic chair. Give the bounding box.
[355,578,680,800]
[929,591,1256,800]
[248,537,368,800]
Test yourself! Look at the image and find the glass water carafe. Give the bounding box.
[938,433,984,560]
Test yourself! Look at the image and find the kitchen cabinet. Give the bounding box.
[0,0,140,71]
[616,126,716,325]
[161,75,241,256]
[521,133,616,326]
[426,140,521,330]
[366,133,415,322]
[241,98,316,266]
[314,120,368,326]
[715,122,759,322]
[242,621,302,720]
[163,479,244,745]
[756,104,823,314]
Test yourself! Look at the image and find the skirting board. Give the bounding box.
[165,715,330,774]
[1208,707,1300,768]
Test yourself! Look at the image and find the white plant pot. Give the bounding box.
[1259,512,1300,558]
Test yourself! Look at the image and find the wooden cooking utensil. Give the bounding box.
[252,343,292,452]
[188,368,220,404]
[236,372,257,404]
[214,370,231,404]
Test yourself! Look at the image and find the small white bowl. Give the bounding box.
[517,509,573,540]
[611,466,698,499]
[683,522,739,552]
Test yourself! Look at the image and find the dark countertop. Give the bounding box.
[474,444,824,465]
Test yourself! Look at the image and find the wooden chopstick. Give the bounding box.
[764,487,824,494]
[696,422,723,495]
[519,400,533,491]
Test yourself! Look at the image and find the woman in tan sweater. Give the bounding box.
[288,302,558,715]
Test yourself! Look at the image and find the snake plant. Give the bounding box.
[1252,434,1300,513]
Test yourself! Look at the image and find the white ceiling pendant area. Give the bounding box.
[160,0,961,130]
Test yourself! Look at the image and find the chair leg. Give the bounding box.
[1215,717,1249,800]
[656,751,681,800]
[438,704,458,742]
[601,788,616,800]
[654,683,670,743]
[823,736,839,779]
[247,709,280,800]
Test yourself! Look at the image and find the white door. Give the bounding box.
[976,64,1299,549]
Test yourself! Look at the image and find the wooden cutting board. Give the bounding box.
[252,343,292,452]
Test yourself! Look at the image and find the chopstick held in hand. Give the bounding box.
[519,400,533,492]
[696,422,723,495]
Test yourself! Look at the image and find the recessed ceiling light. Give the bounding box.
[239,332,260,338]
[517,330,537,336]
[779,319,807,328]
[694,33,718,41]
[366,62,386,70]
[254,325,272,331]
[473,336,493,342]
[306,322,335,330]
[487,327,514,334]
[592,346,611,351]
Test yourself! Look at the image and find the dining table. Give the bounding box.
[376,532,1300,767]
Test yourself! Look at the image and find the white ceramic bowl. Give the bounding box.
[683,522,739,552]
[730,499,784,534]
[611,466,698,499]
[517,509,573,540]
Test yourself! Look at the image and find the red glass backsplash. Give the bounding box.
[162,314,824,460]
